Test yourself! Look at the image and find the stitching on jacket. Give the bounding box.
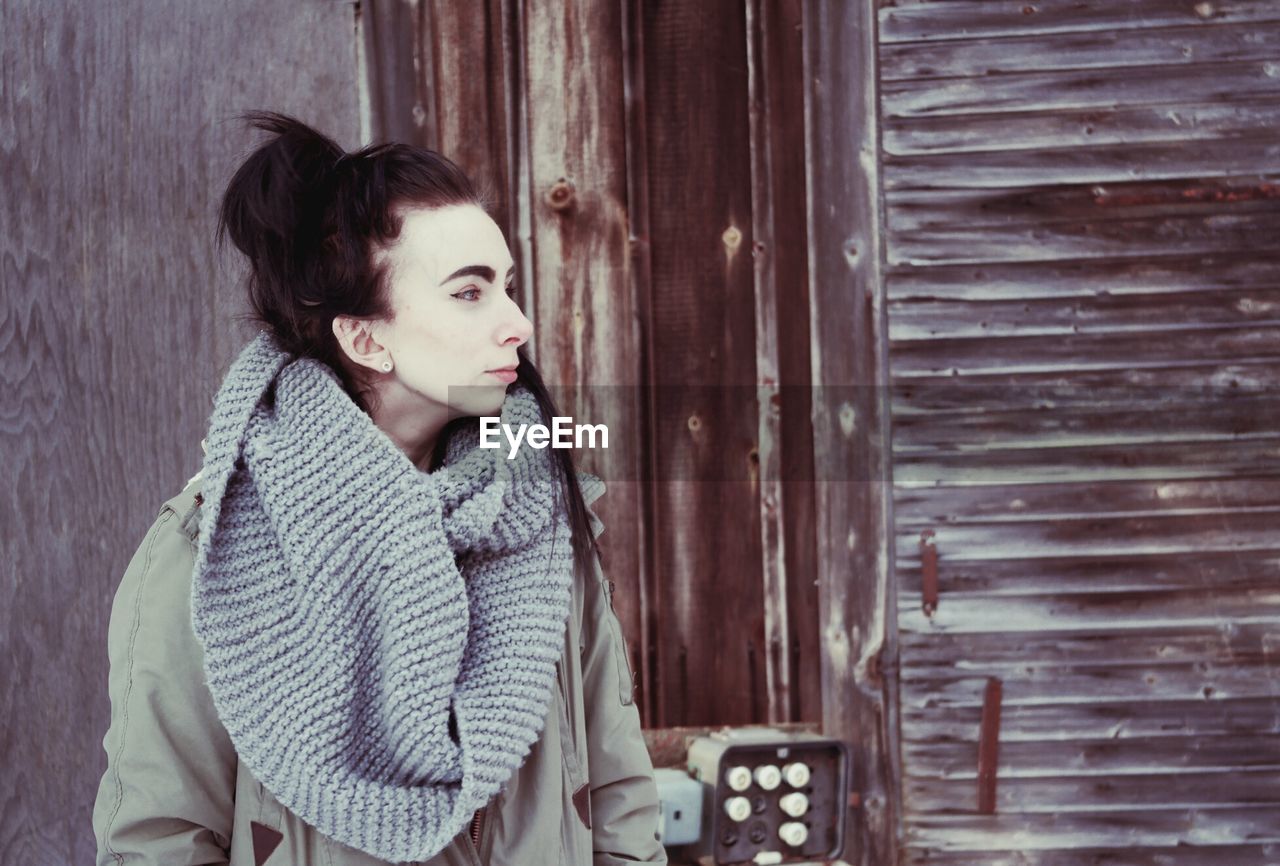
[602,577,637,707]
[102,510,172,866]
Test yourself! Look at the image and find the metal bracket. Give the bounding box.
[977,677,1003,814]
[920,529,938,616]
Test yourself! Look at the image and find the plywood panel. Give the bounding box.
[1,1,361,862]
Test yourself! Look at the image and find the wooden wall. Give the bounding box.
[1,2,362,862]
[359,0,870,860]
[879,1,1280,862]
[407,0,832,739]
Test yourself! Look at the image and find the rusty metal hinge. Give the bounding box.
[920,529,938,616]
[977,677,1003,814]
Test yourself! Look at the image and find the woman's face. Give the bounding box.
[359,203,533,429]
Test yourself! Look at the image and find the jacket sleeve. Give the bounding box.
[581,496,669,865]
[92,500,238,865]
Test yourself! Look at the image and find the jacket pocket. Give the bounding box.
[247,780,286,866]
[601,578,636,707]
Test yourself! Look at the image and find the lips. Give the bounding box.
[486,360,517,381]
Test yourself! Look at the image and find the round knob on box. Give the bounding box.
[779,821,809,847]
[782,761,811,787]
[725,765,752,792]
[779,791,809,817]
[723,796,752,822]
[753,764,782,791]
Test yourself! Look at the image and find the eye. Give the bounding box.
[453,286,482,301]
[505,282,517,296]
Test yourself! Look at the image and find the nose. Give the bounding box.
[500,302,534,348]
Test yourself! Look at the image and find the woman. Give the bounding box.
[92,111,667,866]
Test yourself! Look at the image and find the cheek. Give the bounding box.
[398,314,482,388]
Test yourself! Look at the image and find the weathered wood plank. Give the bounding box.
[883,139,1280,191]
[906,768,1280,813]
[900,624,1279,666]
[639,0,765,727]
[891,326,1280,377]
[804,0,899,862]
[886,99,1280,157]
[903,842,1279,866]
[887,209,1280,265]
[890,288,1280,341]
[746,0,820,725]
[898,588,1280,635]
[896,476,1280,524]
[881,21,1280,81]
[893,442,1278,487]
[900,660,1280,706]
[904,809,1280,854]
[520,0,658,723]
[887,253,1280,302]
[618,0,660,724]
[903,697,1280,742]
[429,0,515,240]
[883,60,1280,119]
[894,548,1280,596]
[887,176,1280,235]
[902,736,1280,777]
[893,401,1279,453]
[891,508,1280,562]
[891,363,1279,415]
[880,0,1280,44]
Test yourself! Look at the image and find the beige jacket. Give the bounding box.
[93,462,666,866]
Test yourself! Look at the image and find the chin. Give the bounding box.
[463,390,507,418]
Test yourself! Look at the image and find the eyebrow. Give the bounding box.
[439,264,517,286]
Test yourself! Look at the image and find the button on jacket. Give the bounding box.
[92,465,667,866]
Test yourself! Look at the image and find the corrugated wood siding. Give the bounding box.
[878,1,1280,862]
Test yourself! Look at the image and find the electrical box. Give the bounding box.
[654,767,705,846]
[681,727,849,865]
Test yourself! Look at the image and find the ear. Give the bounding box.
[332,315,390,372]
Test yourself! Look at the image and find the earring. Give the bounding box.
[380,360,393,372]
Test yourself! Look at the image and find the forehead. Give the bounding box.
[389,204,510,280]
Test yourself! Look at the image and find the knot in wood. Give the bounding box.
[546,178,576,211]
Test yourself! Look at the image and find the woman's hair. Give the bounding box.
[216,109,603,582]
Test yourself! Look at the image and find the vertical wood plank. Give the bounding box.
[521,0,657,723]
[745,0,821,725]
[360,0,436,147]
[638,0,765,727]
[745,0,793,726]
[430,0,515,239]
[802,0,899,863]
[619,0,661,725]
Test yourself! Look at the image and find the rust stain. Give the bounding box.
[920,529,938,617]
[1093,182,1280,208]
[977,678,1003,815]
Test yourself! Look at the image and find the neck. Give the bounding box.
[366,385,449,472]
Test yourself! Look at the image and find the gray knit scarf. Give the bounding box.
[189,330,574,862]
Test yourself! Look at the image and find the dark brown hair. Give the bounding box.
[216,109,601,580]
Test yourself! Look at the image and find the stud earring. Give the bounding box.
[380,360,393,372]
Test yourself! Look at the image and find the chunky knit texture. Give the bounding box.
[189,330,574,862]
